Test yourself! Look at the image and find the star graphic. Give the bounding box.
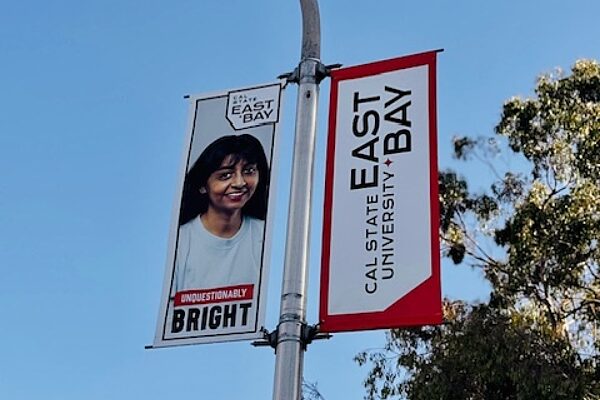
[384,158,393,167]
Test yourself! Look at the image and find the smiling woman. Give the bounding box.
[173,134,270,292]
[200,156,260,236]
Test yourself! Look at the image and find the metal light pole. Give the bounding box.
[272,1,321,399]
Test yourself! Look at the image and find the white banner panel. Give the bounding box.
[320,52,442,332]
[153,82,284,347]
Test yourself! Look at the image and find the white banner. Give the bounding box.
[320,52,441,332]
[153,82,284,346]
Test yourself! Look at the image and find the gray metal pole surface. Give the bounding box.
[272,1,321,400]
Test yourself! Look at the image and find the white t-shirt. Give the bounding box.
[173,215,264,292]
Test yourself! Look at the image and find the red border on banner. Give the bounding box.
[319,51,442,333]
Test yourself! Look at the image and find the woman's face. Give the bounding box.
[202,155,259,215]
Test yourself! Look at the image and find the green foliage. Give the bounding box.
[358,60,600,399]
[498,60,600,183]
[356,302,595,400]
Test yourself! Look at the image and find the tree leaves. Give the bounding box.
[358,60,600,399]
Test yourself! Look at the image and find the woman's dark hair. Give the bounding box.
[179,134,269,225]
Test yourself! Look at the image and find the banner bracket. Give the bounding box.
[252,324,332,351]
[277,62,342,84]
[300,324,332,350]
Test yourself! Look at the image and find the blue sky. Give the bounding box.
[1,1,600,399]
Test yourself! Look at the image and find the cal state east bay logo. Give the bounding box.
[226,84,282,130]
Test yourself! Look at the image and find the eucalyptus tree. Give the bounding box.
[357,60,600,400]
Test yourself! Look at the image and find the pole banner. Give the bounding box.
[320,51,442,332]
[153,81,285,347]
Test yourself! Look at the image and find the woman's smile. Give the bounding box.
[202,155,259,214]
[225,189,249,202]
